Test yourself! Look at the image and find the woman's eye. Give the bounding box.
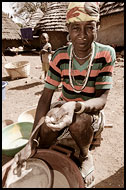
[86,26,94,31]
[73,27,78,30]
[87,26,93,29]
[72,26,80,30]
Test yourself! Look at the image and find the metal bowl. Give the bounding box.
[4,158,52,188]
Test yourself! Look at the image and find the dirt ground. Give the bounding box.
[2,52,124,188]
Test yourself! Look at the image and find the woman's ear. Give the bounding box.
[97,22,100,31]
[66,23,70,32]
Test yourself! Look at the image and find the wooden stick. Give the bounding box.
[104,124,113,128]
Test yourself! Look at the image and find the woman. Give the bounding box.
[11,2,116,188]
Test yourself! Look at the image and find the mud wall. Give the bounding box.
[97,12,124,46]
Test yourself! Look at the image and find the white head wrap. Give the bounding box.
[66,2,100,23]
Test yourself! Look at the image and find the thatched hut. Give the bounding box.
[24,8,44,30]
[34,2,124,50]
[34,2,69,50]
[2,12,22,52]
[23,8,44,49]
[97,2,124,47]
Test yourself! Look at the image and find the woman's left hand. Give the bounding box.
[45,101,76,131]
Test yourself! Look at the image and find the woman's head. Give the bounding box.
[66,2,100,51]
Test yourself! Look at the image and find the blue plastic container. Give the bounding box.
[2,81,8,100]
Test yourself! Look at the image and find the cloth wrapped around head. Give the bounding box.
[66,2,100,24]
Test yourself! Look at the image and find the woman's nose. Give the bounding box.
[79,27,87,39]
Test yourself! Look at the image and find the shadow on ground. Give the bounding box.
[95,166,124,188]
[8,82,43,90]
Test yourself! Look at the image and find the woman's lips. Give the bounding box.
[78,42,87,47]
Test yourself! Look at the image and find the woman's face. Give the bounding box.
[68,21,98,52]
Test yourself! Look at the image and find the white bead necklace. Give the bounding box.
[73,49,92,60]
[69,43,95,93]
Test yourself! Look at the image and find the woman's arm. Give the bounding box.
[40,49,48,54]
[4,88,55,169]
[75,89,110,114]
[33,87,55,130]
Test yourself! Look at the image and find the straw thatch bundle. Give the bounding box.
[2,12,21,40]
[100,2,124,16]
[33,2,69,50]
[34,2,69,33]
[24,8,44,30]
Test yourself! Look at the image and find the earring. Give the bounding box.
[67,34,71,42]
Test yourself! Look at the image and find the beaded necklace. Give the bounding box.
[73,48,92,60]
[69,43,95,93]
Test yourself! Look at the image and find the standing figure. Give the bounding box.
[40,33,54,80]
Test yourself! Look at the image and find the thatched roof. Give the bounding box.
[24,8,44,29]
[34,2,69,32]
[100,2,124,16]
[2,12,21,40]
[34,2,124,34]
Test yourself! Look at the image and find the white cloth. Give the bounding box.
[42,43,52,63]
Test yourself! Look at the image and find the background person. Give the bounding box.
[40,33,54,80]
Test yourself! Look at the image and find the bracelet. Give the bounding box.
[75,102,85,114]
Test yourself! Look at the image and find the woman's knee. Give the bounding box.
[69,113,93,134]
[39,123,50,134]
[39,123,59,148]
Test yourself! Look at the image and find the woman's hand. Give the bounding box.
[10,116,45,176]
[2,140,38,187]
[16,141,36,161]
[8,138,38,178]
[45,101,76,131]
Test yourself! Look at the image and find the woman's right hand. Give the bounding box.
[13,139,37,167]
[2,140,38,187]
[45,101,76,131]
[13,116,45,166]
